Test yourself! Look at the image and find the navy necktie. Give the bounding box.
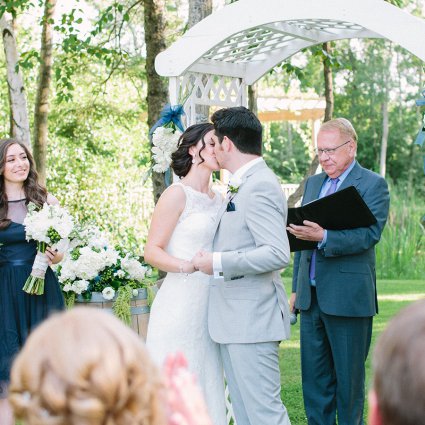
[309,178,340,283]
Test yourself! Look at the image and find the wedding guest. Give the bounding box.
[369,299,425,425]
[0,138,64,424]
[9,307,213,425]
[288,118,390,425]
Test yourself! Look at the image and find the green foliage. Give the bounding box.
[376,185,425,279]
[112,284,133,325]
[263,121,310,183]
[281,278,425,424]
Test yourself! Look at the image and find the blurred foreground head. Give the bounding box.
[10,307,166,425]
[370,299,425,425]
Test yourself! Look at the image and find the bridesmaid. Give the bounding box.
[0,138,65,424]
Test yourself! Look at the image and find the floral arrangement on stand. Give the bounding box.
[56,223,152,326]
[23,202,75,295]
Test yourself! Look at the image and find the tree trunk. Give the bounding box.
[379,101,388,177]
[288,42,334,206]
[0,13,30,146]
[33,0,56,184]
[248,84,258,116]
[189,0,212,123]
[143,0,168,204]
[287,155,320,207]
[188,0,212,28]
[323,42,334,123]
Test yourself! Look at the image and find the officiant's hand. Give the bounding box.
[287,220,324,242]
[192,251,213,275]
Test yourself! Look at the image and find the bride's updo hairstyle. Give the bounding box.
[9,308,167,425]
[171,122,214,178]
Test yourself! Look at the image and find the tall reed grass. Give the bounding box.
[376,186,425,279]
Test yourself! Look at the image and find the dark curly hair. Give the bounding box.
[0,138,47,230]
[171,123,214,178]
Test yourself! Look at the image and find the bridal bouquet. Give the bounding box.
[57,224,152,325]
[23,202,75,295]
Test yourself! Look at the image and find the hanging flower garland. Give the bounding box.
[149,104,185,181]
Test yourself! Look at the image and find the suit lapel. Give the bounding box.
[212,160,267,235]
[305,173,327,204]
[337,161,362,191]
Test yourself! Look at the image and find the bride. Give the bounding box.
[144,123,226,425]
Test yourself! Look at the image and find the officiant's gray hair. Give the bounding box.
[320,118,358,143]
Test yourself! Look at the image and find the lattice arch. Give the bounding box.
[157,0,425,126]
[155,1,425,423]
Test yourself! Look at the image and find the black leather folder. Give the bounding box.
[287,186,377,252]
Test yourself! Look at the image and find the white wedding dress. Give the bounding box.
[146,182,226,425]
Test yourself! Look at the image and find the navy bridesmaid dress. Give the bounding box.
[0,199,64,394]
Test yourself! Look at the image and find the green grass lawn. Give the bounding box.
[279,279,425,425]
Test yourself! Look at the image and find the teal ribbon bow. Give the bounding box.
[149,104,185,137]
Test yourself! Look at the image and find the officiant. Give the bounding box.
[287,118,390,425]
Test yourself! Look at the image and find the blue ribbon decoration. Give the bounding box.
[149,104,185,137]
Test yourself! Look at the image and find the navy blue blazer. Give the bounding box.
[292,161,390,317]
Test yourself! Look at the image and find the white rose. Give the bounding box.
[102,287,115,301]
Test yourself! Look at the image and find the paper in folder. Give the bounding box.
[287,186,377,252]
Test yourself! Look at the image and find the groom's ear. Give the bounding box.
[222,136,233,152]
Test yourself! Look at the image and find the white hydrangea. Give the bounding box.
[74,279,89,294]
[151,126,181,173]
[69,224,109,251]
[121,254,148,282]
[23,203,74,246]
[114,270,126,278]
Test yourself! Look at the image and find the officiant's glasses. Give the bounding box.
[315,140,351,157]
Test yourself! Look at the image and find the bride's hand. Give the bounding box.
[180,260,196,274]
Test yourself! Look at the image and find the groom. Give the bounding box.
[193,106,291,425]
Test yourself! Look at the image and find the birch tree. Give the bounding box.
[0,11,30,145]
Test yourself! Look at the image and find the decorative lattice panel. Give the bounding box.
[204,19,365,64]
[169,73,247,126]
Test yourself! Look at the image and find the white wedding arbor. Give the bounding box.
[156,0,425,127]
[155,1,425,423]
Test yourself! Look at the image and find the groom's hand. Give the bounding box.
[192,251,213,275]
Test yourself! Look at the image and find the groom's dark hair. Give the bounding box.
[211,106,262,155]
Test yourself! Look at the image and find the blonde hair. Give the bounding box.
[372,299,425,425]
[9,308,167,425]
[320,118,358,142]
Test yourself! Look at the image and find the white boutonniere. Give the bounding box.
[228,176,243,194]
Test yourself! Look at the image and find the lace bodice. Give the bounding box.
[166,183,223,261]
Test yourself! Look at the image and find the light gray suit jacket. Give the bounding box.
[208,160,291,344]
